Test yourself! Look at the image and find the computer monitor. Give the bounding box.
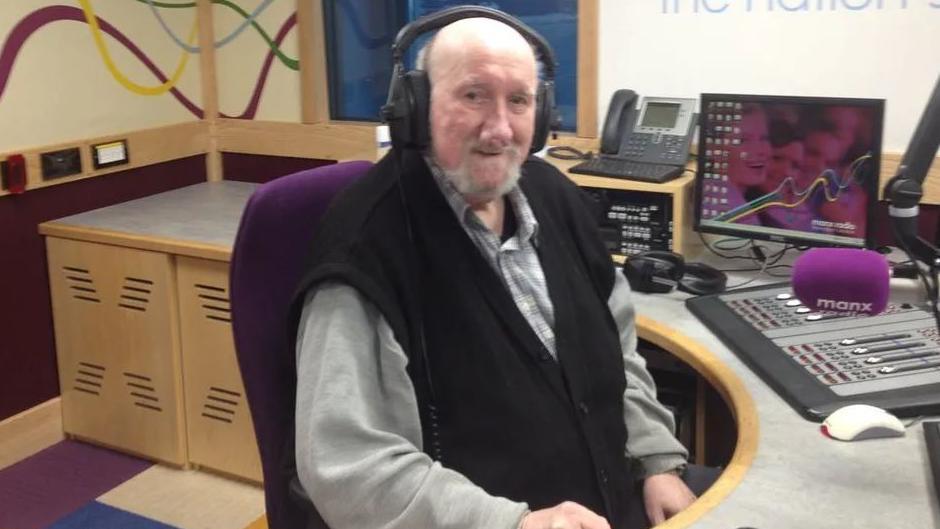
[694,93,885,248]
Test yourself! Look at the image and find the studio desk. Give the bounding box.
[39,180,939,529]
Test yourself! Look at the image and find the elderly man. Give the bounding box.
[293,13,700,529]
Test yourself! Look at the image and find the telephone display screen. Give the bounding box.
[641,102,681,128]
[694,93,884,248]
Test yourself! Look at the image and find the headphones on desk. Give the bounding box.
[622,251,727,295]
[380,5,560,153]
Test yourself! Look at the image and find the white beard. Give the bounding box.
[440,146,524,202]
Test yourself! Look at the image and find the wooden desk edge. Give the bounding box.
[636,315,759,529]
[39,222,233,262]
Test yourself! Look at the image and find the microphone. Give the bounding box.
[792,248,890,315]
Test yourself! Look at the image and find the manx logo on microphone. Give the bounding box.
[816,298,874,313]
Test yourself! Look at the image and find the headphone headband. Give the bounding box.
[390,5,557,80]
[382,6,559,153]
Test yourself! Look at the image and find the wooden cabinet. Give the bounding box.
[46,239,262,481]
[176,256,262,482]
[46,237,187,466]
[41,182,261,482]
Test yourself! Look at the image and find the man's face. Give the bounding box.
[428,42,537,203]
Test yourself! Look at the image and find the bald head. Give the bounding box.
[419,18,537,86]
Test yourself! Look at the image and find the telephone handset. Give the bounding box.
[599,89,698,166]
[601,89,639,154]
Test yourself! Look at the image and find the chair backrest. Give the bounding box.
[229,160,372,529]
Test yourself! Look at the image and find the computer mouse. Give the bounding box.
[821,404,906,441]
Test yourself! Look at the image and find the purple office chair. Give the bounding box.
[230,160,373,529]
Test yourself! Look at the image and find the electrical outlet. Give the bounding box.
[92,140,129,169]
[40,147,82,180]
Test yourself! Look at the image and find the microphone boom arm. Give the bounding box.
[885,73,940,266]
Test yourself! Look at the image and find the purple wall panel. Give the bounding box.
[221,153,334,183]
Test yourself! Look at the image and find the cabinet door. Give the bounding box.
[177,256,262,483]
[46,237,186,465]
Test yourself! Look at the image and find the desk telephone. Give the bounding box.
[570,90,698,183]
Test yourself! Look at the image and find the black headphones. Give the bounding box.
[622,251,727,296]
[380,5,560,153]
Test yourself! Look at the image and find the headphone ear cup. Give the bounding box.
[530,81,553,153]
[623,256,674,294]
[384,70,431,151]
[623,259,655,293]
[405,70,431,149]
[677,262,728,296]
[383,72,408,150]
[641,251,685,282]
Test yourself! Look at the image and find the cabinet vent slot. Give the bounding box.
[79,361,106,370]
[202,386,241,423]
[63,266,100,302]
[73,361,105,395]
[196,284,231,322]
[124,371,161,411]
[119,277,152,312]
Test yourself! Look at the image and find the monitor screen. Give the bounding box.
[642,102,681,128]
[695,94,884,248]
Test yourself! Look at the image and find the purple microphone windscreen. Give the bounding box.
[792,248,890,314]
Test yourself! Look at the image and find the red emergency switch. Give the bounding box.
[4,154,26,194]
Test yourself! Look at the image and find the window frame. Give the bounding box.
[301,0,598,138]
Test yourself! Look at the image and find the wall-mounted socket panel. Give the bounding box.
[41,147,82,180]
[92,140,129,170]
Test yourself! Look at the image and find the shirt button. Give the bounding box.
[579,402,590,415]
[599,469,609,484]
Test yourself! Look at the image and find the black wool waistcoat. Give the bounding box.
[292,150,635,527]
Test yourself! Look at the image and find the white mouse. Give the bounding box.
[821,404,906,441]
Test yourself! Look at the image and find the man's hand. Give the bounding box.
[642,471,697,526]
[521,501,611,529]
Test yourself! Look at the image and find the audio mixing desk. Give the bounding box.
[687,282,940,420]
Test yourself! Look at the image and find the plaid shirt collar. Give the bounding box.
[424,156,540,246]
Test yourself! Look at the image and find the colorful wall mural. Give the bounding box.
[0,1,301,152]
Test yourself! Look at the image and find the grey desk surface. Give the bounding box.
[43,183,940,528]
[45,181,257,250]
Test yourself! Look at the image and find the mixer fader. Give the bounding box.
[688,283,940,420]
